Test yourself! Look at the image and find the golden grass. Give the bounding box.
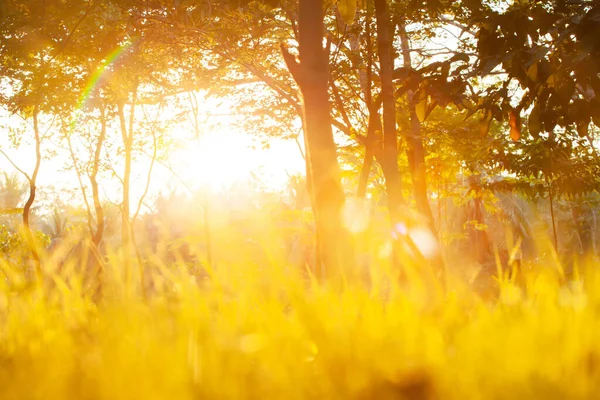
[0,239,599,400]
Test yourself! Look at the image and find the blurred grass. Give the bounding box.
[0,233,599,400]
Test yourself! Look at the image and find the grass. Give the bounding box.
[0,235,599,400]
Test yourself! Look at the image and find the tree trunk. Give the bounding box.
[547,175,559,250]
[398,19,436,231]
[374,0,404,220]
[23,108,42,274]
[357,2,377,200]
[281,0,350,283]
[90,105,107,247]
[65,127,95,239]
[357,114,379,199]
[117,100,133,263]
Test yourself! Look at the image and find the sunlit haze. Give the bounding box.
[0,97,305,213]
[0,2,599,398]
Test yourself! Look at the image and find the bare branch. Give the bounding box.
[65,128,94,236]
[0,149,31,182]
[132,105,160,225]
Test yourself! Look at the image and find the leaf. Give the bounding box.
[419,62,443,74]
[529,104,542,138]
[414,89,428,122]
[480,110,493,136]
[337,0,357,25]
[593,113,600,129]
[450,53,470,63]
[392,67,411,82]
[480,56,502,75]
[415,100,428,122]
[576,118,590,137]
[509,109,521,141]
[425,100,438,120]
[526,63,538,82]
[460,97,477,118]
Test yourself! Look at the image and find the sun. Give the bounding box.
[171,123,305,194]
[175,132,254,191]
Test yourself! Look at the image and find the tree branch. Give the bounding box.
[280,44,304,87]
[0,149,31,182]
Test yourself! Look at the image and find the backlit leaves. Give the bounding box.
[479,110,493,136]
[415,89,428,122]
[526,63,538,82]
[576,119,590,138]
[509,109,521,142]
[337,0,357,25]
[528,104,541,138]
[469,0,600,144]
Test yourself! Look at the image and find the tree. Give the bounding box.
[374,0,404,221]
[281,0,351,282]
[464,1,600,143]
[0,0,106,270]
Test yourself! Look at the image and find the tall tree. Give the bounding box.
[281,0,350,282]
[397,18,435,230]
[0,0,86,267]
[374,0,404,222]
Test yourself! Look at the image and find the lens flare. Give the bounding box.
[70,40,137,132]
[408,227,438,259]
[342,197,370,233]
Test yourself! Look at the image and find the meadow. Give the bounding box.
[0,227,598,400]
[2,0,600,398]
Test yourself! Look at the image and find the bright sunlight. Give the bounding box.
[1,1,600,399]
[174,130,304,192]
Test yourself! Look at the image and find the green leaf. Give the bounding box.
[416,100,428,122]
[529,104,542,138]
[425,100,438,120]
[479,110,493,136]
[337,0,357,25]
[480,56,502,75]
[509,109,521,141]
[526,63,538,82]
[576,118,590,137]
[450,53,470,63]
[392,67,411,82]
[414,89,428,122]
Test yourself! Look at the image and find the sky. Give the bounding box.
[0,96,306,216]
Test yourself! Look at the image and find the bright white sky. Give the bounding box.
[0,94,306,215]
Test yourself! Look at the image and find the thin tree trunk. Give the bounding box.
[593,208,597,255]
[117,95,135,280]
[374,0,404,220]
[131,109,160,299]
[546,136,558,251]
[547,175,559,250]
[397,18,445,284]
[357,2,377,199]
[23,108,42,282]
[398,19,436,231]
[90,106,107,246]
[1,109,43,280]
[23,109,43,274]
[126,84,137,238]
[357,117,377,199]
[66,127,95,237]
[203,198,213,266]
[281,0,350,283]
